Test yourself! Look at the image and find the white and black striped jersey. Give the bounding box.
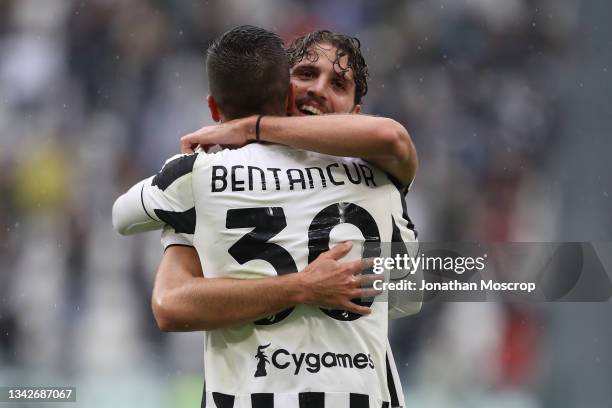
[140,143,417,408]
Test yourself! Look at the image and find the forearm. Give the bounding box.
[112,177,164,235]
[153,271,306,332]
[152,242,367,332]
[252,115,417,185]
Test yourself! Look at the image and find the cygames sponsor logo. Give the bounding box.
[254,344,375,377]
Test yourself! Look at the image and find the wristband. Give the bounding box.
[255,115,264,142]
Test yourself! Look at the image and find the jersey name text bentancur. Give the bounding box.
[210,162,378,192]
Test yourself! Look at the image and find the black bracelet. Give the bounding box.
[255,114,264,142]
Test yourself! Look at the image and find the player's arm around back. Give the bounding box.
[181,114,417,186]
[152,242,376,331]
[257,115,417,186]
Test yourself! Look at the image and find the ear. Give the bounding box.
[285,84,295,116]
[350,104,362,114]
[207,95,222,122]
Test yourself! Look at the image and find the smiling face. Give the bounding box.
[289,42,361,116]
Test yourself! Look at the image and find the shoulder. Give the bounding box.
[153,153,199,191]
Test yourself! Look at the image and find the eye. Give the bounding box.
[298,70,314,79]
[332,79,346,90]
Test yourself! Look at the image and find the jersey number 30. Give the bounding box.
[226,202,381,324]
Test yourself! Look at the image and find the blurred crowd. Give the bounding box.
[0,0,600,407]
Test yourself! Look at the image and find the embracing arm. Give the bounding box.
[181,114,417,186]
[152,242,376,332]
[257,115,417,186]
[152,246,304,331]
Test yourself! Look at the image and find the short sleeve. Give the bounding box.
[141,153,198,234]
[388,175,421,319]
[161,225,194,249]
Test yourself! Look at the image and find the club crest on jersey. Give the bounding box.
[254,344,375,377]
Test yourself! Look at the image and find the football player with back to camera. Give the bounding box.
[113,26,420,408]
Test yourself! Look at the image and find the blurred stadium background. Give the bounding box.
[1,0,611,407]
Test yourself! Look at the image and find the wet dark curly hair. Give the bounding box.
[286,30,369,105]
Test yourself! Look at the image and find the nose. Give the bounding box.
[306,77,327,101]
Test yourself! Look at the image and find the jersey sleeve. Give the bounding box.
[387,177,421,320]
[140,153,199,235]
[161,224,194,249]
[385,171,414,198]
[112,176,164,235]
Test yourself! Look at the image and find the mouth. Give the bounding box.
[298,104,325,116]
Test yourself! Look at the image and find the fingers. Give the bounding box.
[357,273,384,287]
[320,241,353,260]
[349,286,383,299]
[363,257,375,268]
[181,127,217,152]
[330,285,385,316]
[356,288,384,299]
[180,135,197,154]
[180,143,194,154]
[344,257,374,275]
[341,302,372,316]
